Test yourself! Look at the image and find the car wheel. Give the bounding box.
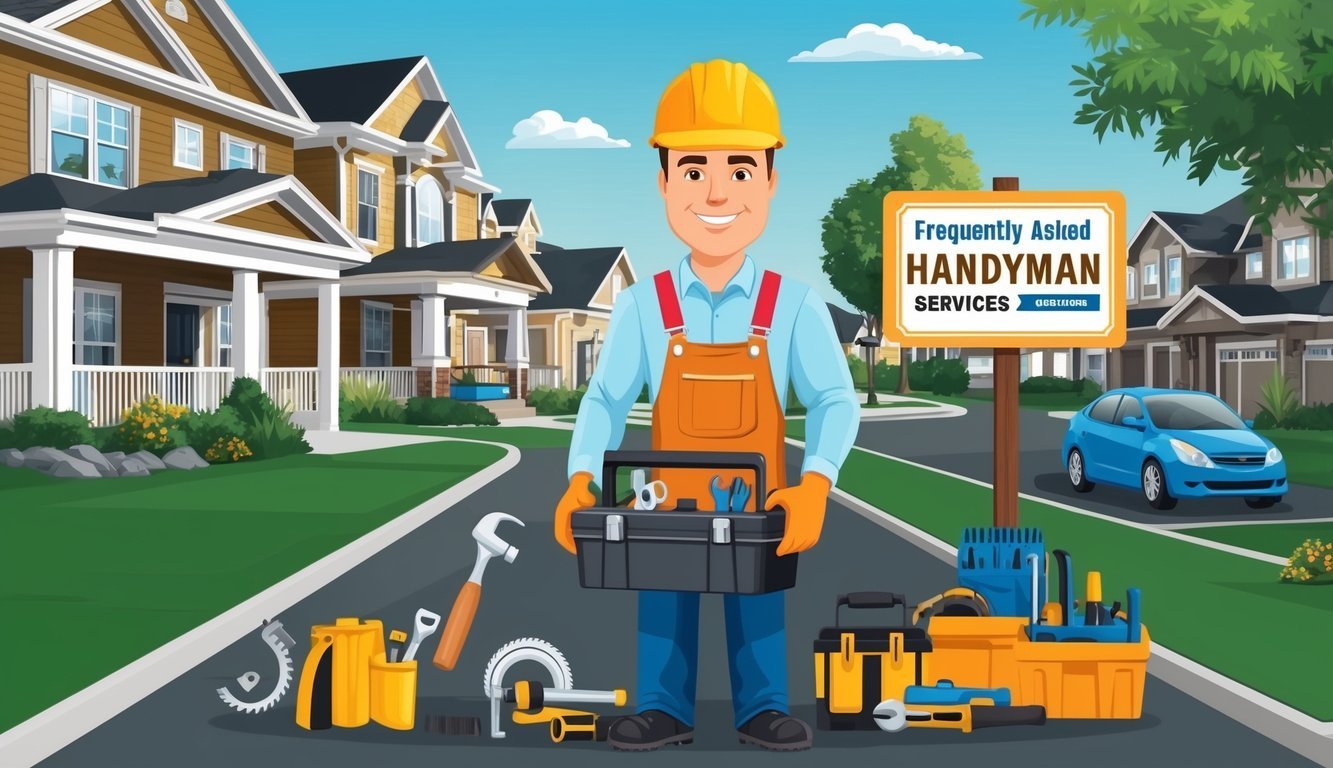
[1245,496,1281,509]
[1067,448,1094,492]
[1141,459,1177,510]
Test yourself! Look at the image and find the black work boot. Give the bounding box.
[607,709,694,751]
[737,710,813,751]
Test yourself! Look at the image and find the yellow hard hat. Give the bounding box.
[650,59,784,151]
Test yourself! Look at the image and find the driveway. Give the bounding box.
[32,432,1315,767]
[854,400,1332,526]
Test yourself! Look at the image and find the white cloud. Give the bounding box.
[506,109,630,149]
[789,22,981,63]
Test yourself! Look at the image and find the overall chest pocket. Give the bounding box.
[677,372,757,439]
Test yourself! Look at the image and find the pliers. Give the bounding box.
[710,475,751,512]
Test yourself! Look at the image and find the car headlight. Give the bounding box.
[1170,438,1214,468]
[1266,446,1283,466]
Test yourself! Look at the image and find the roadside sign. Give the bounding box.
[882,190,1126,349]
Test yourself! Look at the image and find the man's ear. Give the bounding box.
[658,169,667,198]
[768,168,779,195]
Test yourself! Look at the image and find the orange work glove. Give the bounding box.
[768,472,833,556]
[554,471,595,555]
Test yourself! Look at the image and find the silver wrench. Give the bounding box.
[402,608,441,663]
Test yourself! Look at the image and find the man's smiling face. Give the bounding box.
[658,149,777,260]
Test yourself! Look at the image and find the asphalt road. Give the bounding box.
[856,400,1331,526]
[38,434,1316,767]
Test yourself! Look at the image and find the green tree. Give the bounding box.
[820,115,981,396]
[1022,0,1333,231]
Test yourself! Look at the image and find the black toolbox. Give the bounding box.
[571,450,797,594]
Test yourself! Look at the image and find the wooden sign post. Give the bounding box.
[882,183,1126,528]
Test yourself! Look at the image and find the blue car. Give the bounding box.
[1062,387,1287,511]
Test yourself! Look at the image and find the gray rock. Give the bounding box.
[66,445,116,476]
[163,446,208,470]
[129,450,165,471]
[22,447,68,471]
[46,455,101,479]
[0,448,22,468]
[102,451,126,465]
[117,457,151,478]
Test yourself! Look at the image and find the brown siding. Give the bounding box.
[345,152,395,254]
[266,298,317,366]
[370,78,422,138]
[294,147,340,222]
[0,47,294,186]
[149,0,270,107]
[57,0,174,71]
[0,249,31,363]
[218,201,317,240]
[454,190,478,240]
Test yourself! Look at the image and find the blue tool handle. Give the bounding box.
[600,450,767,510]
[1127,587,1142,643]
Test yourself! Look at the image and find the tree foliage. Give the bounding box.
[1022,0,1333,232]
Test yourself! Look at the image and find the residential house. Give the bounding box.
[485,197,542,255]
[268,56,552,400]
[0,0,371,429]
[1107,190,1333,416]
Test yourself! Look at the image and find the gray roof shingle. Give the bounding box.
[490,199,532,229]
[529,247,624,311]
[399,100,449,142]
[342,236,521,276]
[1152,193,1260,255]
[0,0,78,22]
[0,170,280,219]
[281,57,423,124]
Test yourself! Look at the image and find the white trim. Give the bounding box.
[1215,339,1280,409]
[31,0,113,27]
[363,58,432,129]
[117,0,215,87]
[360,300,393,367]
[1234,215,1256,255]
[1301,338,1333,405]
[163,281,231,302]
[1129,212,1205,255]
[221,133,258,170]
[1156,284,1328,330]
[354,166,382,245]
[1144,340,1181,387]
[172,118,203,170]
[1166,253,1182,296]
[1275,234,1313,283]
[1140,260,1160,299]
[352,157,387,175]
[192,0,310,120]
[73,280,121,366]
[173,175,366,252]
[45,78,135,188]
[415,175,446,245]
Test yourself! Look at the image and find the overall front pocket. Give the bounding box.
[677,372,757,438]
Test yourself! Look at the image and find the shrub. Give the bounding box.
[221,377,310,459]
[1283,403,1333,430]
[1279,538,1333,585]
[405,396,499,426]
[1019,375,1080,394]
[1253,410,1279,430]
[340,376,405,423]
[105,396,190,456]
[1079,377,1103,400]
[846,354,868,388]
[636,386,651,403]
[0,425,15,450]
[929,358,971,396]
[528,387,586,415]
[456,370,479,386]
[10,407,94,450]
[1256,367,1300,429]
[204,435,253,463]
[187,406,247,456]
[221,377,271,426]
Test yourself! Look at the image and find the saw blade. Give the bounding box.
[217,619,296,714]
[482,637,573,698]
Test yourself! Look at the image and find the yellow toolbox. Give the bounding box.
[922,616,1028,693]
[1012,625,1150,718]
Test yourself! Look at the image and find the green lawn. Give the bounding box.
[0,439,505,732]
[1178,522,1333,558]
[1258,429,1333,488]
[824,446,1333,720]
[347,422,575,448]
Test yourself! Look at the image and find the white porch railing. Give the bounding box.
[528,365,563,390]
[452,365,509,385]
[71,365,234,427]
[0,363,34,423]
[263,368,319,413]
[340,367,417,400]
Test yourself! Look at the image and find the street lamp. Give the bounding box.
[856,334,882,406]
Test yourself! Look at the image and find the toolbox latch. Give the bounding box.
[605,514,625,543]
[711,517,732,545]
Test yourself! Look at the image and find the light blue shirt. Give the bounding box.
[568,256,860,484]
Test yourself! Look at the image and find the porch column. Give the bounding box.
[30,246,74,410]
[505,307,530,399]
[316,281,340,431]
[232,270,261,381]
[396,168,415,247]
[413,294,450,398]
[1177,335,1196,390]
[1107,347,1122,390]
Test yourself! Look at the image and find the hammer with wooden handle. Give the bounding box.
[434,512,524,671]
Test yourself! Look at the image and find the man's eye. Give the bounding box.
[732,168,751,181]
[684,169,704,181]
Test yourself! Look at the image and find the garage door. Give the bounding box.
[1217,345,1279,417]
[1305,344,1333,405]
[1119,348,1144,388]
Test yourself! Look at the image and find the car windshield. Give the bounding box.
[1143,394,1246,430]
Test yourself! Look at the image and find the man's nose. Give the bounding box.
[706,177,727,206]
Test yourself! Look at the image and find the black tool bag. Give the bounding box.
[813,592,933,731]
[571,450,796,594]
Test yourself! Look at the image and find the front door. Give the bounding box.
[466,329,485,365]
[576,340,593,387]
[165,303,199,367]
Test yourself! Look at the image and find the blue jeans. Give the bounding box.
[636,590,788,728]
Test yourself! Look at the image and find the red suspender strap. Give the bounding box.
[751,270,781,336]
[653,270,686,335]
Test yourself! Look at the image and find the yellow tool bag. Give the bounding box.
[814,592,932,731]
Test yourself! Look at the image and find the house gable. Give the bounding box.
[590,251,632,307]
[217,200,319,241]
[370,76,424,138]
[54,0,173,71]
[149,0,267,105]
[176,175,365,251]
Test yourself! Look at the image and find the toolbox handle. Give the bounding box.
[969,704,1047,730]
[835,591,907,626]
[599,450,767,511]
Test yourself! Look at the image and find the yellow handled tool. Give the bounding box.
[874,700,1046,733]
[434,513,523,671]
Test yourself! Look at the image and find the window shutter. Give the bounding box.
[257,144,267,172]
[219,132,230,169]
[29,75,49,174]
[130,105,141,186]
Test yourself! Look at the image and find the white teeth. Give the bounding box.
[695,213,737,226]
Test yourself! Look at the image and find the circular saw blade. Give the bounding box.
[217,620,295,714]
[482,637,573,698]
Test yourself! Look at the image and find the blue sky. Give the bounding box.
[231,0,1243,310]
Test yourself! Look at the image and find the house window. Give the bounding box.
[967,355,993,374]
[74,287,117,365]
[223,135,257,170]
[1142,262,1159,298]
[611,273,624,300]
[417,178,445,245]
[1279,236,1311,280]
[357,169,380,242]
[218,304,232,367]
[1246,252,1263,278]
[1127,266,1137,300]
[1167,256,1182,296]
[362,302,392,366]
[49,85,130,188]
[174,119,202,170]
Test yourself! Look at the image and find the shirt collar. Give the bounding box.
[677,255,757,301]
